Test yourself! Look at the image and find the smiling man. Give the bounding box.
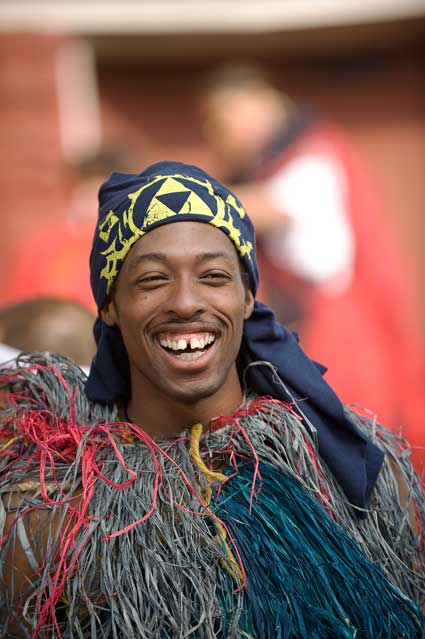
[100,221,254,438]
[0,162,424,638]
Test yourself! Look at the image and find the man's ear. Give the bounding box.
[100,298,118,327]
[244,290,255,320]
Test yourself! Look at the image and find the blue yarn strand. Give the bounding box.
[213,463,425,638]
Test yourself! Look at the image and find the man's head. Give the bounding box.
[0,297,96,366]
[87,161,258,405]
[101,221,254,404]
[200,63,294,175]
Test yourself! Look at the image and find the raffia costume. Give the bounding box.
[1,163,424,637]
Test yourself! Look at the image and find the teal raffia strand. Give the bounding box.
[213,463,425,639]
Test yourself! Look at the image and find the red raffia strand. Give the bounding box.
[104,420,248,591]
[31,421,147,637]
[208,395,306,511]
[2,375,299,633]
[210,413,262,513]
[242,397,333,512]
[101,422,162,539]
[2,403,227,636]
[303,438,335,519]
[105,420,213,537]
[0,378,146,637]
[234,395,301,421]
[1,364,76,415]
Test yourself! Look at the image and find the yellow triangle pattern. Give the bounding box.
[155,176,192,197]
[143,176,215,226]
[143,198,177,227]
[142,175,191,226]
[178,190,214,217]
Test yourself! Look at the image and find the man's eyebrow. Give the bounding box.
[127,253,167,271]
[196,252,234,263]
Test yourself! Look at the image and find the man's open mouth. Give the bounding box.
[157,332,216,361]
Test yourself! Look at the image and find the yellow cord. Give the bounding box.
[189,423,227,484]
[0,436,18,453]
[189,422,243,584]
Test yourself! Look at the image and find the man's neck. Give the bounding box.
[124,370,244,439]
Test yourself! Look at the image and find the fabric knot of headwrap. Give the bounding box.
[86,160,383,515]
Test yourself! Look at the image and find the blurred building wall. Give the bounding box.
[0,34,71,268]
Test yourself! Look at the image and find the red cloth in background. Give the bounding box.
[3,221,95,311]
[257,122,425,476]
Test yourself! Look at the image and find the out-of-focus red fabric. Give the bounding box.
[3,221,96,311]
[257,123,425,477]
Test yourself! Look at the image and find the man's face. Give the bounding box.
[101,221,254,404]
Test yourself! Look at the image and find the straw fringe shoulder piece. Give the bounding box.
[0,353,424,638]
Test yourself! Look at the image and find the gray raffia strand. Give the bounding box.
[0,353,423,637]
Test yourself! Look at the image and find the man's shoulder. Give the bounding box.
[0,352,117,453]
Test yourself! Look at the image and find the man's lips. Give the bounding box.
[153,329,220,366]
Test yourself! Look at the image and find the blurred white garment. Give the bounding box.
[264,154,355,295]
[0,342,20,365]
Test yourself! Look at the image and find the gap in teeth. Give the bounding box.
[159,333,215,352]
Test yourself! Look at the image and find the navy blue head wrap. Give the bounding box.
[86,160,383,514]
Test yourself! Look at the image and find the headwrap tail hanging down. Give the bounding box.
[86,160,384,513]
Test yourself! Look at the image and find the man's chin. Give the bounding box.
[164,381,220,406]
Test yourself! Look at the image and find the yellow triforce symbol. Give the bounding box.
[179,190,213,216]
[143,177,214,228]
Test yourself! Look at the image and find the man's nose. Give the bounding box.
[165,278,206,318]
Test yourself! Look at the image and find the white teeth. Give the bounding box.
[163,339,188,351]
[159,332,216,351]
[175,351,204,361]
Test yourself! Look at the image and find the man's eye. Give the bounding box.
[201,272,231,282]
[137,274,168,284]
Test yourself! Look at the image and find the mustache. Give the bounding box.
[151,316,222,334]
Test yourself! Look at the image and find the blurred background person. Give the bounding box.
[0,297,96,368]
[200,62,425,462]
[2,147,133,311]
